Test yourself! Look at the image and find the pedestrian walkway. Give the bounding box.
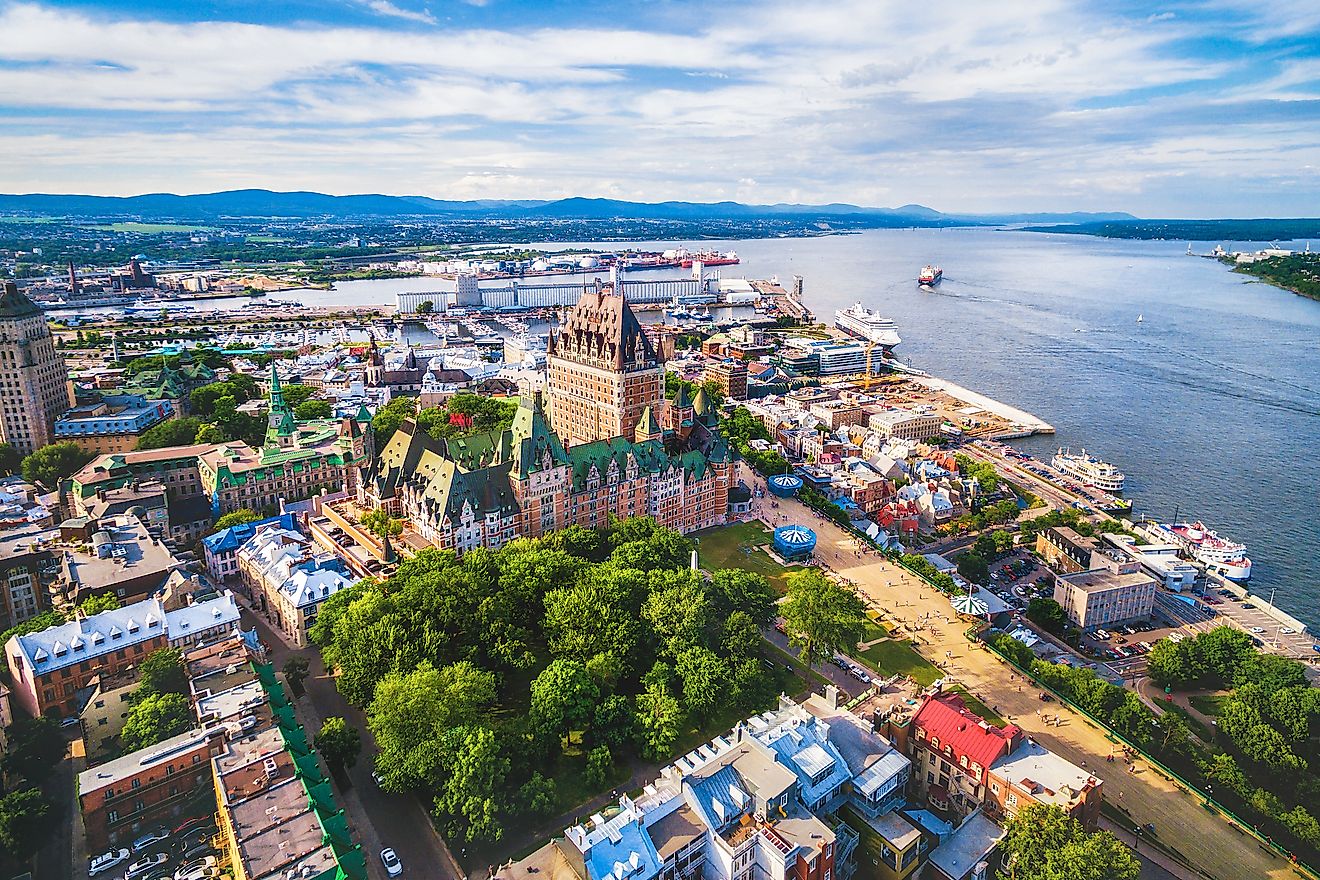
[750,468,1294,880]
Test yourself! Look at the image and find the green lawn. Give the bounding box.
[859,619,889,645]
[949,685,1006,726]
[693,521,805,594]
[96,221,214,233]
[855,638,942,686]
[1189,694,1227,717]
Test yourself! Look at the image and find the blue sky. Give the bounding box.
[3,0,1320,216]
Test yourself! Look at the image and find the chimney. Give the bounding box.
[824,684,840,710]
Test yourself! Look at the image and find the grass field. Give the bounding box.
[1189,694,1227,717]
[949,685,1005,726]
[693,521,804,594]
[96,221,213,233]
[855,637,942,686]
[859,619,889,645]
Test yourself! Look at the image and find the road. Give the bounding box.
[241,607,463,880]
[752,474,1297,880]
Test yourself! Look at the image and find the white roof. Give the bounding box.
[789,743,834,779]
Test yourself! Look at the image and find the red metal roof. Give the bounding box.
[912,692,1020,779]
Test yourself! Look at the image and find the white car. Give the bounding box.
[1251,627,1265,634]
[132,827,170,852]
[89,849,130,877]
[125,852,168,879]
[1282,628,1297,635]
[381,847,403,877]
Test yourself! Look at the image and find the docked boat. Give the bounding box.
[1052,447,1125,493]
[672,247,740,268]
[1155,521,1253,581]
[834,302,902,352]
[918,265,943,285]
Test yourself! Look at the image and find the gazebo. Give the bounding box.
[767,473,804,498]
[772,524,817,561]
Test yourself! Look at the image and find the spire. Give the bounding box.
[672,384,691,410]
[382,527,396,564]
[692,387,711,419]
[269,363,287,415]
[635,405,662,442]
[356,403,372,424]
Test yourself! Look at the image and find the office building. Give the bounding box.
[1053,550,1157,631]
[868,409,943,443]
[0,281,73,455]
[703,359,748,401]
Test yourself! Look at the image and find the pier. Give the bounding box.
[910,375,1054,437]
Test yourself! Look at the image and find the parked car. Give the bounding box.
[381,847,404,877]
[1251,627,1265,634]
[177,857,218,873]
[132,827,170,853]
[125,853,169,879]
[1282,628,1297,635]
[89,849,131,877]
[173,817,216,837]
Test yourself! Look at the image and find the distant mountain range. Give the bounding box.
[0,188,1139,225]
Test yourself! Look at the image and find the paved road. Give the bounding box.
[755,476,1295,880]
[242,607,463,880]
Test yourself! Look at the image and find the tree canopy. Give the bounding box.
[213,508,262,532]
[137,416,204,450]
[120,691,192,751]
[315,717,363,769]
[780,569,867,668]
[21,441,94,488]
[1000,804,1139,880]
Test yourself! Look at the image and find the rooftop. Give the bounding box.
[989,740,1097,808]
[62,514,180,593]
[196,677,265,724]
[218,746,296,805]
[912,692,1020,774]
[926,812,1003,880]
[214,725,286,776]
[232,781,333,878]
[78,727,219,796]
[867,811,923,850]
[1057,567,1155,593]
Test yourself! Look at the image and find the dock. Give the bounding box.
[910,376,1054,436]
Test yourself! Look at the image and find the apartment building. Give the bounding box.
[0,282,73,455]
[868,409,943,443]
[236,524,354,647]
[54,393,174,454]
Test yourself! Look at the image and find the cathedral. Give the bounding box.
[354,290,733,553]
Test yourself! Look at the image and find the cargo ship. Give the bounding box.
[675,247,740,268]
[834,302,902,353]
[918,265,943,285]
[1153,521,1253,581]
[1052,447,1125,493]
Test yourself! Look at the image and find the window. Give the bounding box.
[130,778,141,790]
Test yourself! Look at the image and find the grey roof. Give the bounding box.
[927,813,1003,880]
[78,727,216,795]
[0,282,43,320]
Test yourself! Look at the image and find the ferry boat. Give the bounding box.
[1155,521,1253,581]
[1052,447,1126,493]
[834,302,902,351]
[918,265,943,285]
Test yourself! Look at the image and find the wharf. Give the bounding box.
[910,376,1054,437]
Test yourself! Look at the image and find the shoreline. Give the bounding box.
[908,375,1055,437]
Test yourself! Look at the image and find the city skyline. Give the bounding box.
[3,0,1320,217]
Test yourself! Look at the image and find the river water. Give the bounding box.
[80,229,1320,625]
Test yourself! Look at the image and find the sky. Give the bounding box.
[2,0,1319,216]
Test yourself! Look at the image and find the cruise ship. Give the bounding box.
[834,302,902,353]
[1052,447,1125,493]
[1154,521,1253,581]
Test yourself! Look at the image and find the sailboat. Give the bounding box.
[1136,314,1144,324]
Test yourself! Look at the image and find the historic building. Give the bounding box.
[545,290,666,447]
[0,281,73,455]
[355,291,732,553]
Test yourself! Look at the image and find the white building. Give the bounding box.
[236,524,355,647]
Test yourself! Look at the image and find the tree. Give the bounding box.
[281,384,317,410]
[79,593,121,615]
[529,659,599,743]
[721,611,762,658]
[434,725,509,843]
[780,569,866,669]
[0,788,52,862]
[675,646,728,720]
[634,685,684,760]
[21,441,93,488]
[294,399,333,420]
[1000,802,1081,876]
[517,771,557,816]
[1204,753,1251,797]
[708,569,776,625]
[1282,806,1320,848]
[1043,831,1140,880]
[283,656,311,696]
[585,745,613,788]
[2,717,65,783]
[416,300,435,314]
[1000,803,1138,880]
[138,647,186,697]
[213,509,262,532]
[591,694,636,750]
[956,552,989,585]
[1026,598,1067,636]
[642,573,711,658]
[316,717,363,769]
[0,442,21,477]
[361,508,403,539]
[120,692,192,751]
[136,416,204,450]
[194,422,229,444]
[1146,637,1198,689]
[367,661,497,790]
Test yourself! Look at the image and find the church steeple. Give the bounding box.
[269,364,287,415]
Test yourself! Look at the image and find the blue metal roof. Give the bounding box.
[203,512,296,554]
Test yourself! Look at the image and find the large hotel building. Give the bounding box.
[355,291,733,552]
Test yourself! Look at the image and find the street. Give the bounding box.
[240,607,463,880]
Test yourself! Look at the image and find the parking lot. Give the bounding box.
[89,813,223,880]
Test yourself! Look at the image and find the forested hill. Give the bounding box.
[1230,254,1320,302]
[1024,218,1320,241]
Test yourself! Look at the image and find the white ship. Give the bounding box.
[834,302,902,352]
[1155,521,1253,581]
[1052,447,1125,493]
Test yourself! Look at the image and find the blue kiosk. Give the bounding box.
[773,525,817,561]
[767,473,804,498]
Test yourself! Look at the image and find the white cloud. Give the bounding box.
[362,1,436,25]
[0,0,1313,214]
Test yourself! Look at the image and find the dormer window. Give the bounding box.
[930,736,939,749]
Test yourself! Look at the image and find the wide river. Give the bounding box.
[137,228,1320,627]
